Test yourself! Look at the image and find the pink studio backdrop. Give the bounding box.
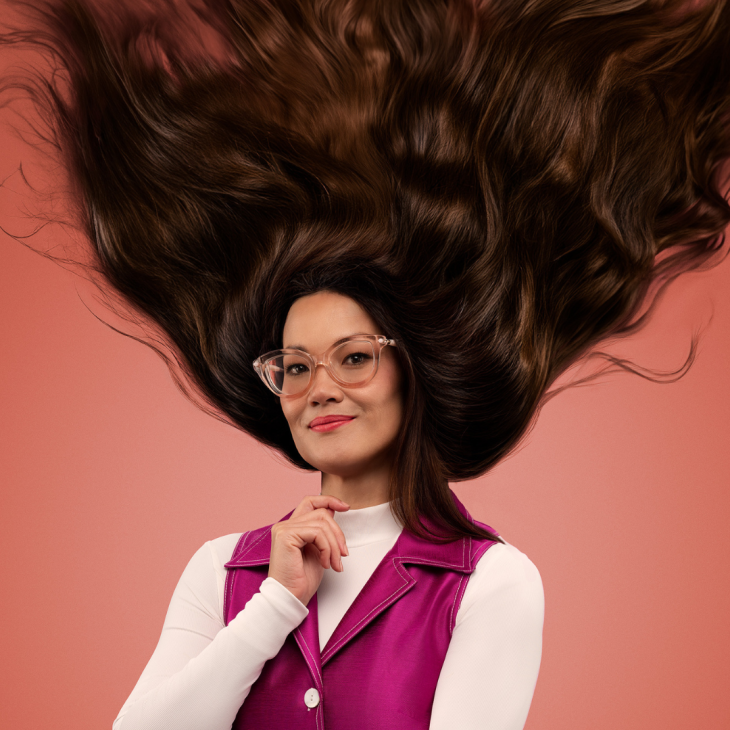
[2,21,730,730]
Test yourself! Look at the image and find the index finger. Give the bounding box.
[292,494,350,519]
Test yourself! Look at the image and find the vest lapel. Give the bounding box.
[320,514,477,665]
[293,590,324,691]
[224,491,492,678]
[224,508,323,689]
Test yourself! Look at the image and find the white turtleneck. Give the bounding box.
[113,502,544,730]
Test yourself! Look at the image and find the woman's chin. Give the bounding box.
[306,452,373,479]
[297,432,394,479]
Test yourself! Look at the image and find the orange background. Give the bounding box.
[2,26,730,730]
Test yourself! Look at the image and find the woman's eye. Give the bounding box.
[343,351,372,367]
[285,363,309,376]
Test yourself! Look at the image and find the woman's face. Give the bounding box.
[279,290,405,478]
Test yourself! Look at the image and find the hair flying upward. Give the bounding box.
[2,0,730,542]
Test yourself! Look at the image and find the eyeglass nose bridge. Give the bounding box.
[301,345,369,395]
[308,356,338,387]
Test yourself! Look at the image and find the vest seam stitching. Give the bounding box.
[295,627,324,686]
[294,626,324,728]
[229,557,468,567]
[224,530,251,624]
[451,536,501,635]
[450,573,466,637]
[234,528,269,561]
[235,530,253,557]
[321,557,412,661]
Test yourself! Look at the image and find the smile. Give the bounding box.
[309,417,356,432]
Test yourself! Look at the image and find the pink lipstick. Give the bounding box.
[309,415,356,432]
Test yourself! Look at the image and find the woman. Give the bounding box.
[109,285,544,729]
[2,0,729,728]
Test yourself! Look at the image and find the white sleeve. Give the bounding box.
[429,541,545,730]
[113,535,309,730]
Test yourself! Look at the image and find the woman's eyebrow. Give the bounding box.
[283,332,373,351]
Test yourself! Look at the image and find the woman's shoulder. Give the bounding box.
[458,539,544,623]
[161,533,245,629]
[475,540,542,584]
[203,532,245,575]
[176,533,245,589]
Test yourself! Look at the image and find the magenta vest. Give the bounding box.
[223,489,499,729]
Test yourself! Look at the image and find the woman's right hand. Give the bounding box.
[267,494,350,606]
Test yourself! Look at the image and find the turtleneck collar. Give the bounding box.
[332,500,404,548]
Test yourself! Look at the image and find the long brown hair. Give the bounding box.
[2,0,729,543]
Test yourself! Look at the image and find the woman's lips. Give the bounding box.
[309,417,355,432]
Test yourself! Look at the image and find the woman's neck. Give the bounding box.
[319,460,392,509]
[332,499,403,547]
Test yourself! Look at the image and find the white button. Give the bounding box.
[304,688,320,708]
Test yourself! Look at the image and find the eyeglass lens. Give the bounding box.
[266,339,376,395]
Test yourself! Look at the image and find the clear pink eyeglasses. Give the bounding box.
[253,334,398,398]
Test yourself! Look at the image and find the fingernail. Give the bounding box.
[343,544,349,556]
[340,559,345,572]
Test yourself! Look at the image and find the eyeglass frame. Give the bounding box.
[252,334,398,398]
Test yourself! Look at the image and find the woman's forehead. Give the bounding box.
[282,292,378,349]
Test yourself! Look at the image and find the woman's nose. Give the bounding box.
[307,362,343,403]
